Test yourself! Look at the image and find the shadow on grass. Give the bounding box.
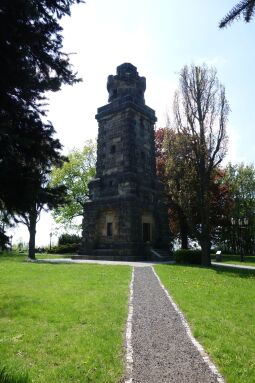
[212,265,255,279]
[0,252,26,262]
[35,254,74,258]
[0,252,75,263]
[162,262,255,279]
[0,367,30,383]
[211,254,255,264]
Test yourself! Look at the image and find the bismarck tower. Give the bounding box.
[80,63,170,260]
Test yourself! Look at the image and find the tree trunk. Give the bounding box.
[200,236,211,267]
[199,172,211,267]
[179,213,189,249]
[200,210,211,266]
[28,209,37,260]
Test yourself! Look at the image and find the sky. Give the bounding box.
[10,0,255,247]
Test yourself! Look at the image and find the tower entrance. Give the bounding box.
[143,223,151,242]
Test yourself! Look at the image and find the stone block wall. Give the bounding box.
[80,64,170,258]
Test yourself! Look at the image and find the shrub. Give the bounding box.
[58,233,81,246]
[47,243,79,254]
[174,249,202,265]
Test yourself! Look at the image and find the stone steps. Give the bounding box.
[72,252,147,262]
[73,247,173,263]
[150,248,173,262]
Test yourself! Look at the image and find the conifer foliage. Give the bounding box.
[0,0,82,212]
[219,0,255,28]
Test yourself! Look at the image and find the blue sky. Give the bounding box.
[48,0,255,163]
[12,0,255,245]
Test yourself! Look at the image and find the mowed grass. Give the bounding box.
[155,264,255,383]
[211,253,255,267]
[0,254,131,383]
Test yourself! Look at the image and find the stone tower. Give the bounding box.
[80,63,169,260]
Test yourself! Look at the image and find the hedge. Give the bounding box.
[47,243,79,254]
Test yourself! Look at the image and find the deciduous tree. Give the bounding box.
[155,127,232,254]
[50,141,96,229]
[15,171,66,259]
[220,163,255,255]
[155,128,192,249]
[0,211,12,251]
[173,64,229,265]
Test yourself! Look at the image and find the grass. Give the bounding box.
[155,264,255,383]
[0,366,29,383]
[211,253,255,267]
[6,251,72,259]
[0,253,131,383]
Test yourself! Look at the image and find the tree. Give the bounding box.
[155,128,192,249]
[173,64,229,266]
[0,0,82,213]
[50,141,96,229]
[155,127,232,253]
[1,118,65,213]
[58,233,81,245]
[14,170,67,259]
[219,0,255,28]
[219,163,255,255]
[0,211,11,251]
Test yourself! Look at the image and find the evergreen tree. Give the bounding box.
[0,0,82,212]
[219,0,255,28]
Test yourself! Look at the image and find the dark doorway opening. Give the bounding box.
[143,223,151,242]
[107,222,113,237]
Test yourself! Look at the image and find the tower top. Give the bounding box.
[107,63,146,104]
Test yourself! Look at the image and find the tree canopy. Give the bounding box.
[219,163,255,256]
[50,141,96,229]
[155,127,232,252]
[172,64,229,265]
[15,176,67,259]
[0,0,82,213]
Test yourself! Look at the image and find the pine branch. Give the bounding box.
[245,0,255,21]
[219,0,249,28]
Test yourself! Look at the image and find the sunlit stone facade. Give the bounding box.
[80,63,169,259]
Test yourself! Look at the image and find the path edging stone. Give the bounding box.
[125,267,134,383]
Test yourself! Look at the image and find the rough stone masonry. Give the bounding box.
[79,63,169,260]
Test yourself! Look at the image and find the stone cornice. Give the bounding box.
[95,96,157,122]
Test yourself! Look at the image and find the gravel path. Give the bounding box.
[130,267,222,383]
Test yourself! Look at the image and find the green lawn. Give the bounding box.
[211,253,255,267]
[0,253,131,383]
[155,264,255,383]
